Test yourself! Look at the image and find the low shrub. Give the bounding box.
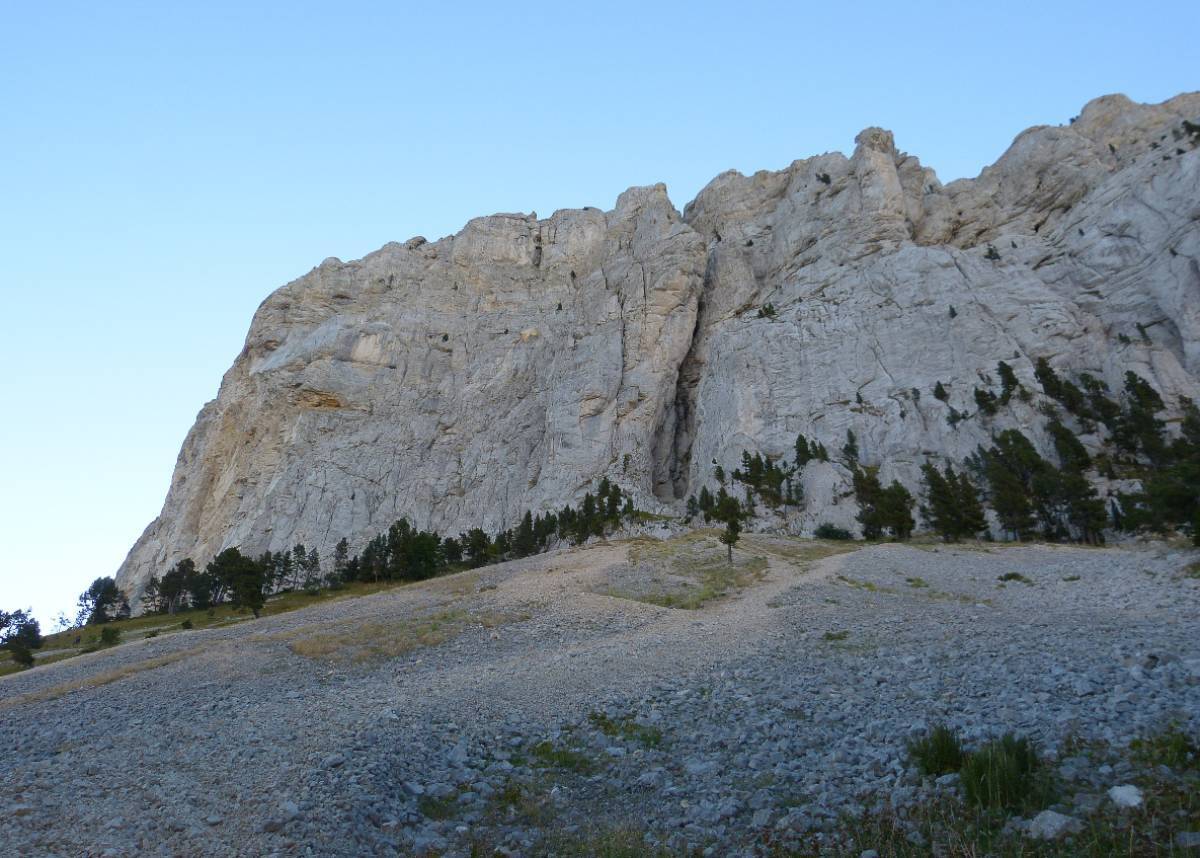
[998,572,1033,585]
[99,627,121,647]
[908,724,966,776]
[960,733,1043,811]
[181,619,194,630]
[815,523,854,541]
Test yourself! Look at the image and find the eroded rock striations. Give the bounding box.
[117,93,1200,599]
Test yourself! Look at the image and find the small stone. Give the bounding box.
[1108,784,1143,808]
[1028,810,1083,840]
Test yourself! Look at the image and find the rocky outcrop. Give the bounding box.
[117,93,1200,598]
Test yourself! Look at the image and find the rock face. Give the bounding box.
[117,93,1200,598]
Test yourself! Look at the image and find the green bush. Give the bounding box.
[815,523,854,541]
[1130,724,1198,771]
[908,724,966,776]
[181,619,194,630]
[960,733,1043,811]
[99,627,121,647]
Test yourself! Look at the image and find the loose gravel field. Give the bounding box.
[2,533,1198,856]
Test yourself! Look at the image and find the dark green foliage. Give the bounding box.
[814,523,853,540]
[959,734,1044,811]
[853,467,914,540]
[933,381,948,402]
[99,626,121,647]
[160,559,194,614]
[718,517,741,562]
[981,432,1038,541]
[206,548,267,618]
[907,724,965,776]
[973,387,997,416]
[948,305,957,319]
[77,576,129,626]
[996,360,1018,403]
[756,303,777,318]
[794,434,815,466]
[1116,389,1197,535]
[921,463,986,541]
[181,619,194,630]
[1034,357,1060,398]
[1,609,43,668]
[1114,371,1167,464]
[1046,420,1090,471]
[1079,373,1120,431]
[983,245,1000,260]
[842,429,859,464]
[731,450,796,507]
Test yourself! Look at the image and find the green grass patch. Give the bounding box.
[960,733,1049,812]
[1130,723,1199,771]
[417,792,461,821]
[908,724,966,776]
[587,712,663,749]
[906,576,929,588]
[530,740,596,774]
[822,630,849,642]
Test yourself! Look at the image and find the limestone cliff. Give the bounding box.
[117,93,1200,597]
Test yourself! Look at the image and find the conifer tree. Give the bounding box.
[842,430,859,465]
[794,434,813,467]
[514,511,537,557]
[997,361,1019,404]
[950,467,987,538]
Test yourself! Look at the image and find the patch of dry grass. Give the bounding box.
[286,608,528,663]
[0,649,197,709]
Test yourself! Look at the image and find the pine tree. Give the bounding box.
[795,434,813,467]
[514,511,537,557]
[949,467,986,538]
[852,467,884,539]
[719,517,741,563]
[333,538,349,582]
[934,381,949,402]
[207,548,266,618]
[842,430,859,465]
[974,387,998,416]
[997,361,1019,404]
[880,481,915,540]
[921,463,958,541]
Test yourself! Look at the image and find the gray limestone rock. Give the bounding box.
[116,92,1200,601]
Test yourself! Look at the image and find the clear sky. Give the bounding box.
[1,0,1196,625]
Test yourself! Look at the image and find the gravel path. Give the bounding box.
[2,535,1198,856]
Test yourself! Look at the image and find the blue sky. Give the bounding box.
[1,0,1197,625]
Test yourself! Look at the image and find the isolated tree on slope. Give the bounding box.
[1,609,43,669]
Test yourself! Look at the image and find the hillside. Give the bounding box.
[5,534,1200,855]
[114,92,1200,601]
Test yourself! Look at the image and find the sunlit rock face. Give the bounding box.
[117,93,1200,599]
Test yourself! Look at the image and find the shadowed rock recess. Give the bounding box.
[117,93,1200,599]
